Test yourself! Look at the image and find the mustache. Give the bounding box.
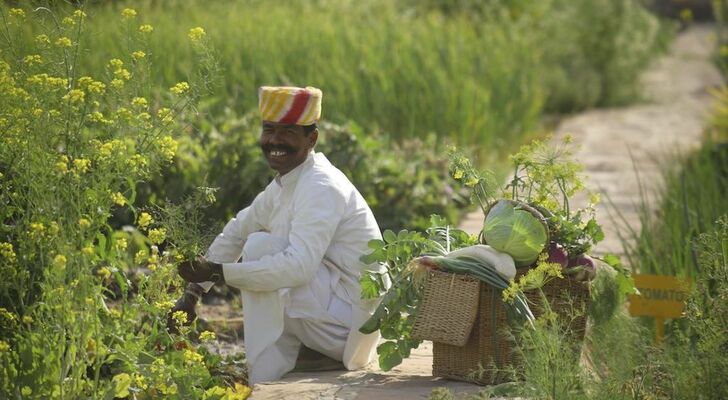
[260,143,295,153]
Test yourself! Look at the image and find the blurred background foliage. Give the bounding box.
[11,0,673,231]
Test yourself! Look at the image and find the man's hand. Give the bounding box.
[166,283,202,334]
[177,255,224,283]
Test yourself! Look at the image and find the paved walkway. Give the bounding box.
[207,24,722,400]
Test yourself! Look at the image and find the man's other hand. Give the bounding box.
[166,284,202,334]
[177,256,224,283]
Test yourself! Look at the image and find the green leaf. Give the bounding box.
[377,341,403,371]
[359,315,381,334]
[367,239,385,250]
[112,373,131,398]
[360,273,380,299]
[383,230,397,244]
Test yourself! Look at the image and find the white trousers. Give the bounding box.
[241,232,352,385]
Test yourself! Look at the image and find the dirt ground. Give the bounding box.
[199,24,723,400]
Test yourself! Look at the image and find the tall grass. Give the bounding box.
[14,0,667,159]
[625,89,728,280]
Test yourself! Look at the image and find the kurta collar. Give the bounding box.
[274,150,316,188]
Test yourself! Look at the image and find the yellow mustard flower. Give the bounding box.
[63,89,85,104]
[115,238,128,251]
[79,218,91,229]
[199,331,216,342]
[188,27,206,42]
[116,107,132,121]
[183,348,204,364]
[29,222,45,237]
[114,68,131,81]
[157,108,174,124]
[73,10,87,20]
[62,16,75,26]
[96,266,111,280]
[137,212,153,229]
[9,8,25,19]
[35,34,50,45]
[56,156,68,173]
[0,242,17,263]
[154,300,175,311]
[121,8,137,19]
[111,192,126,206]
[82,245,94,255]
[172,310,188,326]
[87,81,106,95]
[139,24,154,34]
[109,58,124,70]
[170,81,190,95]
[159,136,178,161]
[73,158,91,174]
[110,78,124,89]
[53,254,67,269]
[23,55,42,66]
[134,250,147,265]
[55,37,72,48]
[148,228,166,244]
[131,97,148,108]
[133,374,148,390]
[88,111,108,124]
[132,50,146,60]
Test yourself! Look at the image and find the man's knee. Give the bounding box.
[242,231,288,261]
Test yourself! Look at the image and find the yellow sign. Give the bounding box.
[628,274,691,344]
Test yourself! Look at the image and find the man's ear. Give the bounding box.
[308,129,318,148]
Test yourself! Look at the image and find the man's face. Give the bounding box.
[259,121,317,175]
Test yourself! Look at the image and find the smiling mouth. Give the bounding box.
[268,150,288,158]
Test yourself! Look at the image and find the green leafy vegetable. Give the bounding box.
[482,200,548,267]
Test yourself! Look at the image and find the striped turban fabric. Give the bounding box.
[258,86,323,126]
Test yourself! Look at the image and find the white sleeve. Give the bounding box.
[195,190,271,292]
[222,179,347,291]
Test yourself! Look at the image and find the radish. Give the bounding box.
[569,254,597,281]
[547,242,569,269]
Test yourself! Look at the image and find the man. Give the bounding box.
[171,86,388,385]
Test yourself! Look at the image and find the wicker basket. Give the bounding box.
[432,269,590,385]
[411,269,481,346]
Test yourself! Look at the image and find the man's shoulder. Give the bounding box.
[306,152,352,186]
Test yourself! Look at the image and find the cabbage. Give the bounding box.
[482,200,548,267]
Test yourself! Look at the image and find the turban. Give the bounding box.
[258,86,322,126]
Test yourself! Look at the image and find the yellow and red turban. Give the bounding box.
[258,86,322,126]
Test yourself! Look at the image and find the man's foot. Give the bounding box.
[291,345,346,372]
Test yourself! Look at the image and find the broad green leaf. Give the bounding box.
[358,315,381,334]
[383,230,397,244]
[377,342,403,371]
[367,239,385,250]
[112,373,131,398]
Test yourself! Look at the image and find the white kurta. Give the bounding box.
[199,150,388,383]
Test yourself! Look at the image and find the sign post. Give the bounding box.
[628,274,691,344]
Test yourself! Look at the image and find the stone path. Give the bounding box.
[205,24,722,400]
